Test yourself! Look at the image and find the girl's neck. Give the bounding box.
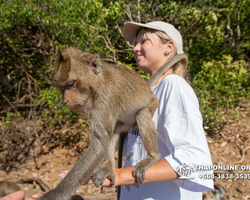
[153,68,173,85]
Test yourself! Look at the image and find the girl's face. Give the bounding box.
[133,29,169,75]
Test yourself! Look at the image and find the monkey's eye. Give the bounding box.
[66,81,76,88]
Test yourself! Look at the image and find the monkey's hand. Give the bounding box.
[93,166,115,188]
[133,155,159,184]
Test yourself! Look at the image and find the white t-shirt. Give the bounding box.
[120,74,214,200]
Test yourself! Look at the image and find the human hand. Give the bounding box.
[0,191,24,200]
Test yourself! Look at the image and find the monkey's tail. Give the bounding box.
[147,54,188,90]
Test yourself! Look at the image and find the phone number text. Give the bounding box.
[199,173,250,180]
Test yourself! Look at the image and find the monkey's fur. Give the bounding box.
[36,47,188,200]
[0,181,20,197]
[36,47,159,200]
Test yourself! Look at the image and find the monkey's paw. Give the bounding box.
[93,167,115,188]
[132,163,146,184]
[133,154,160,183]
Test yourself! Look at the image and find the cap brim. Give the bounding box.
[122,22,165,43]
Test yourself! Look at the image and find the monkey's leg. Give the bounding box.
[133,105,160,183]
[93,133,119,187]
[36,121,110,200]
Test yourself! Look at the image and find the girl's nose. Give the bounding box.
[133,43,141,53]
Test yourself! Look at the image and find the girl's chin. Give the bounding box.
[138,65,151,74]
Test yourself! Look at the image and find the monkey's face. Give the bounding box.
[54,73,94,113]
[53,48,98,114]
[60,80,80,110]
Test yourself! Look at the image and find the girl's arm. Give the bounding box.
[94,159,179,187]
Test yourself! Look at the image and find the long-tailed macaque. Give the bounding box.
[36,47,188,200]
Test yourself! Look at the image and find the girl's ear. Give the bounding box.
[164,40,175,56]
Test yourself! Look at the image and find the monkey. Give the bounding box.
[35,47,160,200]
[36,47,188,200]
[0,180,20,197]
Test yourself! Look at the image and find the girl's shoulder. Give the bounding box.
[162,74,188,85]
[155,74,192,94]
[154,74,200,113]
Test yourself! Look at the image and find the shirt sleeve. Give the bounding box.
[164,113,214,192]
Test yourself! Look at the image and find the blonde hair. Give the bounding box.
[134,28,188,81]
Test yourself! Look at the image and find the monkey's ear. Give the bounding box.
[54,51,71,82]
[59,51,71,63]
[90,54,100,74]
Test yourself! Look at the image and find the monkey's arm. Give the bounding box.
[94,159,179,187]
[35,118,111,200]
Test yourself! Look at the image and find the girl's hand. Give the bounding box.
[0,191,24,200]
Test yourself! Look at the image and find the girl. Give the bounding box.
[109,21,214,200]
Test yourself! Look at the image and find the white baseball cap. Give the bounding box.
[122,21,184,54]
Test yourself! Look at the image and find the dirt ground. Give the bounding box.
[0,105,250,200]
[203,105,250,200]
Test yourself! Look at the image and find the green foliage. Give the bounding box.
[192,55,250,134]
[0,0,124,102]
[1,112,20,127]
[0,0,249,136]
[136,0,250,76]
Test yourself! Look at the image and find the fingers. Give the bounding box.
[0,191,24,200]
